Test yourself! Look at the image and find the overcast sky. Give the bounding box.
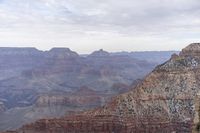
[0,0,200,53]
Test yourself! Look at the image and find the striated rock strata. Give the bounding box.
[35,88,102,108]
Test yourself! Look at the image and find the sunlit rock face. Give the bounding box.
[7,43,200,133]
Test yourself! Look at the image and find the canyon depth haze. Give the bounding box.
[0,0,200,133]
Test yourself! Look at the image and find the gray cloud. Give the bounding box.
[0,0,199,53]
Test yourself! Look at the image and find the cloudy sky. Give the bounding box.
[0,0,200,53]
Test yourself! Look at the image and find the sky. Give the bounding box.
[0,0,200,54]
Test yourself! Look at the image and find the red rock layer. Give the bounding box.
[11,115,192,133]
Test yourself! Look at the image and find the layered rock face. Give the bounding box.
[35,87,102,108]
[11,43,200,133]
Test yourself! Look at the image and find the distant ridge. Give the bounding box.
[88,49,110,57]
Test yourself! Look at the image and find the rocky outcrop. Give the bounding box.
[192,93,200,132]
[88,49,110,57]
[180,43,200,57]
[9,43,200,133]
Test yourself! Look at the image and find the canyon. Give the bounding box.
[5,43,200,133]
[0,47,175,131]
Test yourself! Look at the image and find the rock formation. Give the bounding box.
[192,93,200,132]
[180,43,200,57]
[46,48,79,59]
[8,43,200,133]
[35,89,102,108]
[88,49,110,57]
